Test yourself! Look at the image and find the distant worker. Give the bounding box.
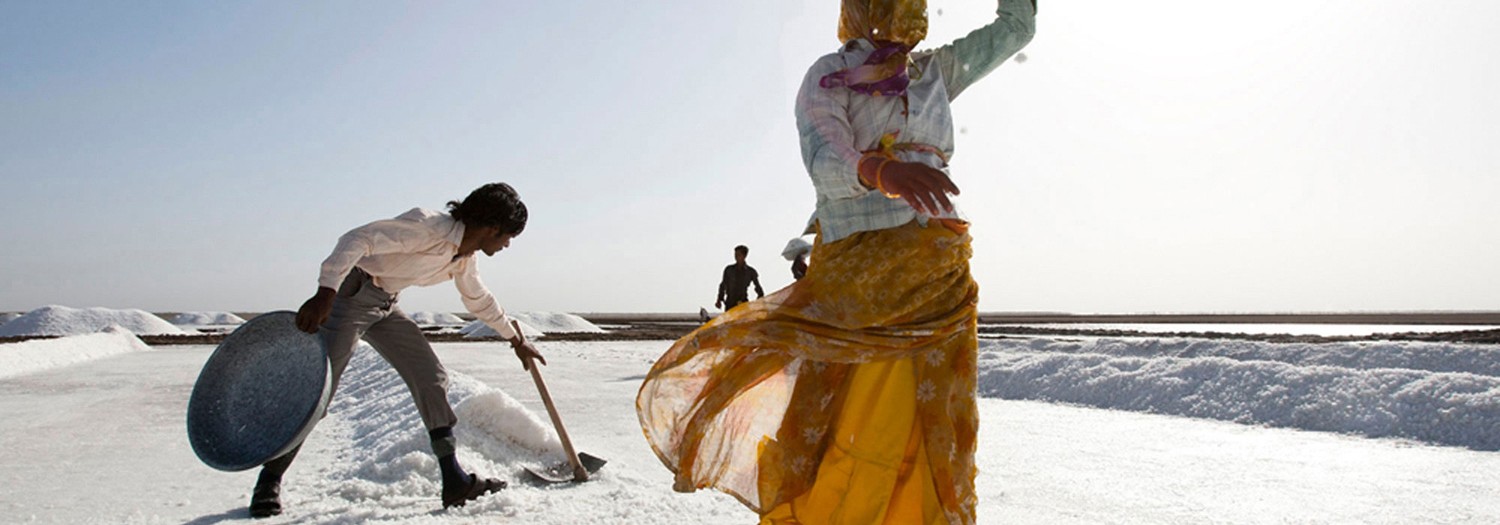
[782,236,813,280]
[715,245,764,311]
[248,183,546,518]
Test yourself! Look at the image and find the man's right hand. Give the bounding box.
[295,287,337,333]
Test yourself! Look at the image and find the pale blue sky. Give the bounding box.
[3,1,1497,315]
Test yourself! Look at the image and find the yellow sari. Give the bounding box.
[637,220,980,525]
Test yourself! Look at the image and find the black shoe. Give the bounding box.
[441,473,506,509]
[249,480,282,518]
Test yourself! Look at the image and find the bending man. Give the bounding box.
[250,182,545,517]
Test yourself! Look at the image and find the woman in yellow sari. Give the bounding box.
[638,2,1035,523]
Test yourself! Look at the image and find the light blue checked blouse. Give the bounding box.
[796,0,1036,243]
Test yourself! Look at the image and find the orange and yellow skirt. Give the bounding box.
[637,220,981,525]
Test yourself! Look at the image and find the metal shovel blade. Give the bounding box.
[523,452,608,484]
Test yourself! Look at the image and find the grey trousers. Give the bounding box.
[319,267,458,431]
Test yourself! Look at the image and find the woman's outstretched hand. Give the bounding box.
[862,158,961,215]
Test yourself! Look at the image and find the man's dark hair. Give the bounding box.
[448,182,528,235]
[734,245,749,255]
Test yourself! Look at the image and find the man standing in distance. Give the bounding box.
[716,245,764,311]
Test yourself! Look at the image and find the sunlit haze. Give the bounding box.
[3,1,1496,314]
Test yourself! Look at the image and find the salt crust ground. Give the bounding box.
[1,335,1498,523]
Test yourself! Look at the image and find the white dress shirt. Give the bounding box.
[316,208,517,340]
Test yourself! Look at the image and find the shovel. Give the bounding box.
[511,320,607,483]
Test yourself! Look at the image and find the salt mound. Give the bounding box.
[171,311,246,326]
[978,337,1500,451]
[0,312,20,326]
[0,329,153,380]
[462,319,544,340]
[407,311,465,326]
[460,312,603,339]
[0,305,185,337]
[312,344,562,508]
[509,311,604,334]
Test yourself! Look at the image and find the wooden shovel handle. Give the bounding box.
[512,320,590,481]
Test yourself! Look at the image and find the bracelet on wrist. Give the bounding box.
[857,153,901,199]
[874,160,900,199]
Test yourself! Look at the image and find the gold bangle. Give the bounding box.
[874,160,900,199]
[857,154,882,189]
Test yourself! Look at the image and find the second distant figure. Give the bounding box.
[715,245,764,311]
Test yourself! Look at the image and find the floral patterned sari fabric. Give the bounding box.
[637,220,980,524]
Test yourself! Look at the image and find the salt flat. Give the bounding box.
[0,340,1497,524]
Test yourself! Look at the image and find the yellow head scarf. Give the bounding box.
[838,0,927,46]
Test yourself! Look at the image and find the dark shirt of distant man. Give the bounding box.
[716,245,764,310]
